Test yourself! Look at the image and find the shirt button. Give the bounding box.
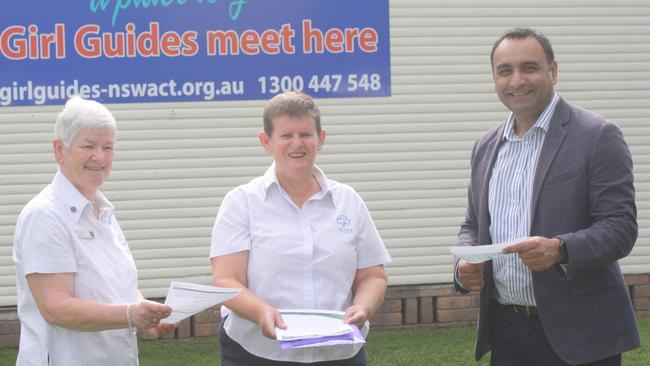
[70,206,77,213]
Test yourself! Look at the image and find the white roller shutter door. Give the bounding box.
[1,0,649,305]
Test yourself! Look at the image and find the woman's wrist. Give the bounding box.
[126,303,137,335]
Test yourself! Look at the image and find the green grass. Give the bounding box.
[366,326,490,365]
[1,317,649,365]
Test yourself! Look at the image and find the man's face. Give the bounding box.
[259,114,325,181]
[492,36,558,124]
[54,127,114,200]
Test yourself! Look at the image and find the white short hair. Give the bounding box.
[54,96,116,147]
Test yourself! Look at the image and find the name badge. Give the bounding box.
[75,229,95,239]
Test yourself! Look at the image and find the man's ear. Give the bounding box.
[550,60,558,85]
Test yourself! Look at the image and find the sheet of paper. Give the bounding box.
[161,281,240,324]
[449,238,525,264]
[276,309,354,341]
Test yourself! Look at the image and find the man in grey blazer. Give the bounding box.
[454,27,640,365]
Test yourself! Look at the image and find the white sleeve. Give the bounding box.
[354,194,392,269]
[209,188,252,258]
[17,208,77,276]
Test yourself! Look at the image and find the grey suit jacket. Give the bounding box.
[456,96,640,365]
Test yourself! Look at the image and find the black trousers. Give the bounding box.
[219,319,367,366]
[489,300,621,366]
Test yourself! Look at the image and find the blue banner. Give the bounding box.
[0,0,391,106]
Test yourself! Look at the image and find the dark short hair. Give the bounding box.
[263,92,321,136]
[490,27,555,68]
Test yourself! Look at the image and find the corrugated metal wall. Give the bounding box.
[1,0,649,305]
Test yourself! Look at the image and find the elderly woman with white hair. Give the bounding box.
[13,96,173,366]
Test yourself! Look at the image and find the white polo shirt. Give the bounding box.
[210,163,391,363]
[13,171,139,366]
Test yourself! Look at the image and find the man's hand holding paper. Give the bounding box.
[457,261,485,292]
[452,236,564,291]
[451,238,527,292]
[501,236,563,272]
[450,241,511,264]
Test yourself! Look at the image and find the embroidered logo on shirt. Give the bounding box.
[336,215,353,233]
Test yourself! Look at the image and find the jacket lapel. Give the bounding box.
[530,97,570,219]
[478,125,505,245]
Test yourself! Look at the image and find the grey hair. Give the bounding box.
[263,92,321,136]
[54,96,116,148]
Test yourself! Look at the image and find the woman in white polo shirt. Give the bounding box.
[211,92,391,365]
[13,96,174,366]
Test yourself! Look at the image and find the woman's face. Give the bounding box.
[259,114,325,182]
[54,127,114,200]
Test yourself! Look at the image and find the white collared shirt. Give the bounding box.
[489,92,559,306]
[210,163,391,363]
[13,171,139,366]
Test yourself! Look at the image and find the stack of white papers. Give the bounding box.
[161,281,240,324]
[275,309,366,349]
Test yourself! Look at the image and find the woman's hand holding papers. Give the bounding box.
[344,304,370,328]
[345,265,388,328]
[131,295,175,339]
[212,251,287,339]
[256,303,287,339]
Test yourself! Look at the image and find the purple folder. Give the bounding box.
[279,324,365,349]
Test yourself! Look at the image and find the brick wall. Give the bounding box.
[0,308,20,347]
[627,274,650,317]
[371,274,650,329]
[1,273,649,347]
[370,284,480,329]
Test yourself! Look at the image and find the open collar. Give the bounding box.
[51,170,114,223]
[261,162,335,208]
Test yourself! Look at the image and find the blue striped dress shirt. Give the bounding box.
[489,92,559,306]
